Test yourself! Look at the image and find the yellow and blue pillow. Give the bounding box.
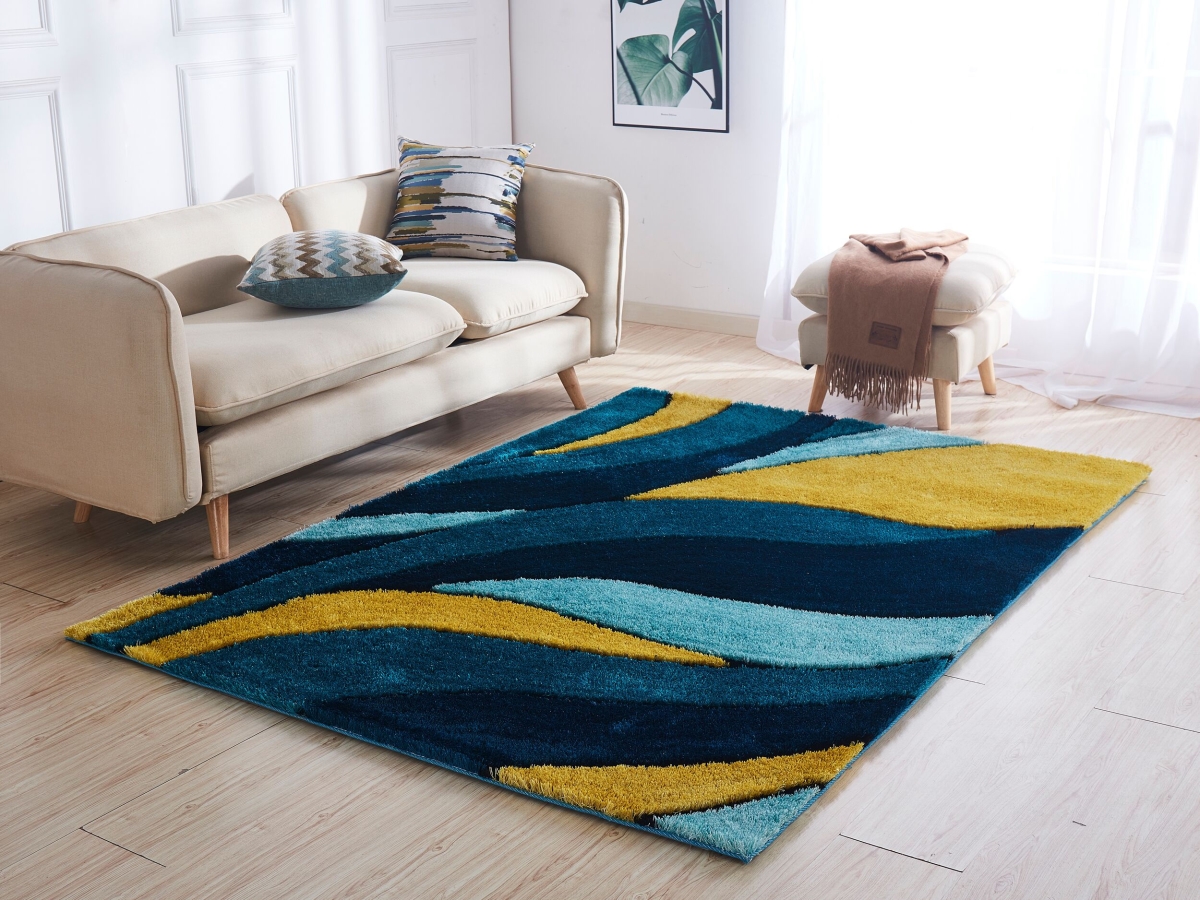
[238,229,406,309]
[386,138,534,261]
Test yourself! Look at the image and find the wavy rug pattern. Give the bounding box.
[67,388,1150,861]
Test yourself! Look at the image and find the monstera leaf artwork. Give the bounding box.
[612,0,728,131]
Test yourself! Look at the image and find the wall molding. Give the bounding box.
[0,0,55,47]
[171,0,293,35]
[385,39,478,149]
[176,57,301,206]
[383,0,474,21]
[623,301,759,338]
[0,77,70,233]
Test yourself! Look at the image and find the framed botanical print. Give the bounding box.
[611,0,729,133]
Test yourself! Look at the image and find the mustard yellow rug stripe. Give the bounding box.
[634,444,1150,530]
[535,393,732,455]
[497,743,864,821]
[64,593,213,642]
[124,589,725,668]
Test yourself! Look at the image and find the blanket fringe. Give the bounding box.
[825,352,927,414]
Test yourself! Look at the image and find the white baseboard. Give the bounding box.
[623,301,759,338]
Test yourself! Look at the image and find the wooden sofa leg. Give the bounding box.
[205,495,230,560]
[808,365,828,413]
[979,356,998,395]
[73,502,92,524]
[933,379,952,431]
[558,367,587,410]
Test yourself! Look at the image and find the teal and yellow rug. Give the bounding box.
[67,389,1149,861]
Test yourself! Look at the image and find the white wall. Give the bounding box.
[0,0,512,248]
[509,0,785,319]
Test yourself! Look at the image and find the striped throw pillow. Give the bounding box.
[386,138,534,261]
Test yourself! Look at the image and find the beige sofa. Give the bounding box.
[0,165,626,558]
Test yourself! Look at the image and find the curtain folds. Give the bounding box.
[760,0,1200,417]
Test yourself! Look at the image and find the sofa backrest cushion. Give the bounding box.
[7,194,294,316]
[282,169,398,239]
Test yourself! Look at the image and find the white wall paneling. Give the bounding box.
[379,0,512,154]
[384,0,474,20]
[0,1,512,246]
[177,57,301,205]
[171,0,293,36]
[0,78,68,246]
[387,40,477,148]
[0,0,54,48]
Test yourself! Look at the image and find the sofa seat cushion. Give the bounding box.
[184,291,465,425]
[791,243,1017,327]
[400,258,586,339]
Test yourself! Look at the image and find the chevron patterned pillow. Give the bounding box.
[386,138,534,261]
[238,230,407,309]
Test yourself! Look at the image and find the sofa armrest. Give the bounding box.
[517,165,628,358]
[0,252,201,521]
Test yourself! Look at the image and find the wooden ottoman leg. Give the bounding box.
[558,367,587,410]
[808,365,828,413]
[979,356,997,395]
[205,494,230,560]
[73,502,92,524]
[933,379,952,431]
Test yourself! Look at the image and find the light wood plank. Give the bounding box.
[947,709,1200,899]
[1097,579,1200,732]
[839,577,1180,871]
[0,323,1197,897]
[0,502,297,610]
[0,589,282,870]
[0,829,162,899]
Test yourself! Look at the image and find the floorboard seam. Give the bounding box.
[1093,706,1200,736]
[81,720,282,829]
[78,827,166,867]
[942,674,986,686]
[837,834,965,873]
[1086,575,1184,595]
[1,580,69,604]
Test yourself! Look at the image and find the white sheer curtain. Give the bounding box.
[760,0,1200,417]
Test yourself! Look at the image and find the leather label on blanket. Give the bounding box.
[868,322,903,350]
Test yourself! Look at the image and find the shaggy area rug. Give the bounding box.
[68,388,1149,861]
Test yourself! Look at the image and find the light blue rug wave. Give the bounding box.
[435,577,991,668]
[720,427,980,473]
[284,510,521,543]
[653,789,822,860]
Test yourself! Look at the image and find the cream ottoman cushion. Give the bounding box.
[800,299,1012,384]
[791,242,1017,327]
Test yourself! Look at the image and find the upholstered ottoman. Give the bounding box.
[793,244,1016,430]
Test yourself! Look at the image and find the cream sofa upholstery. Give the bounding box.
[281,165,626,357]
[401,259,585,339]
[184,292,466,425]
[0,164,626,556]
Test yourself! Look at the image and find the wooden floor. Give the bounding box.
[2,323,1199,899]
